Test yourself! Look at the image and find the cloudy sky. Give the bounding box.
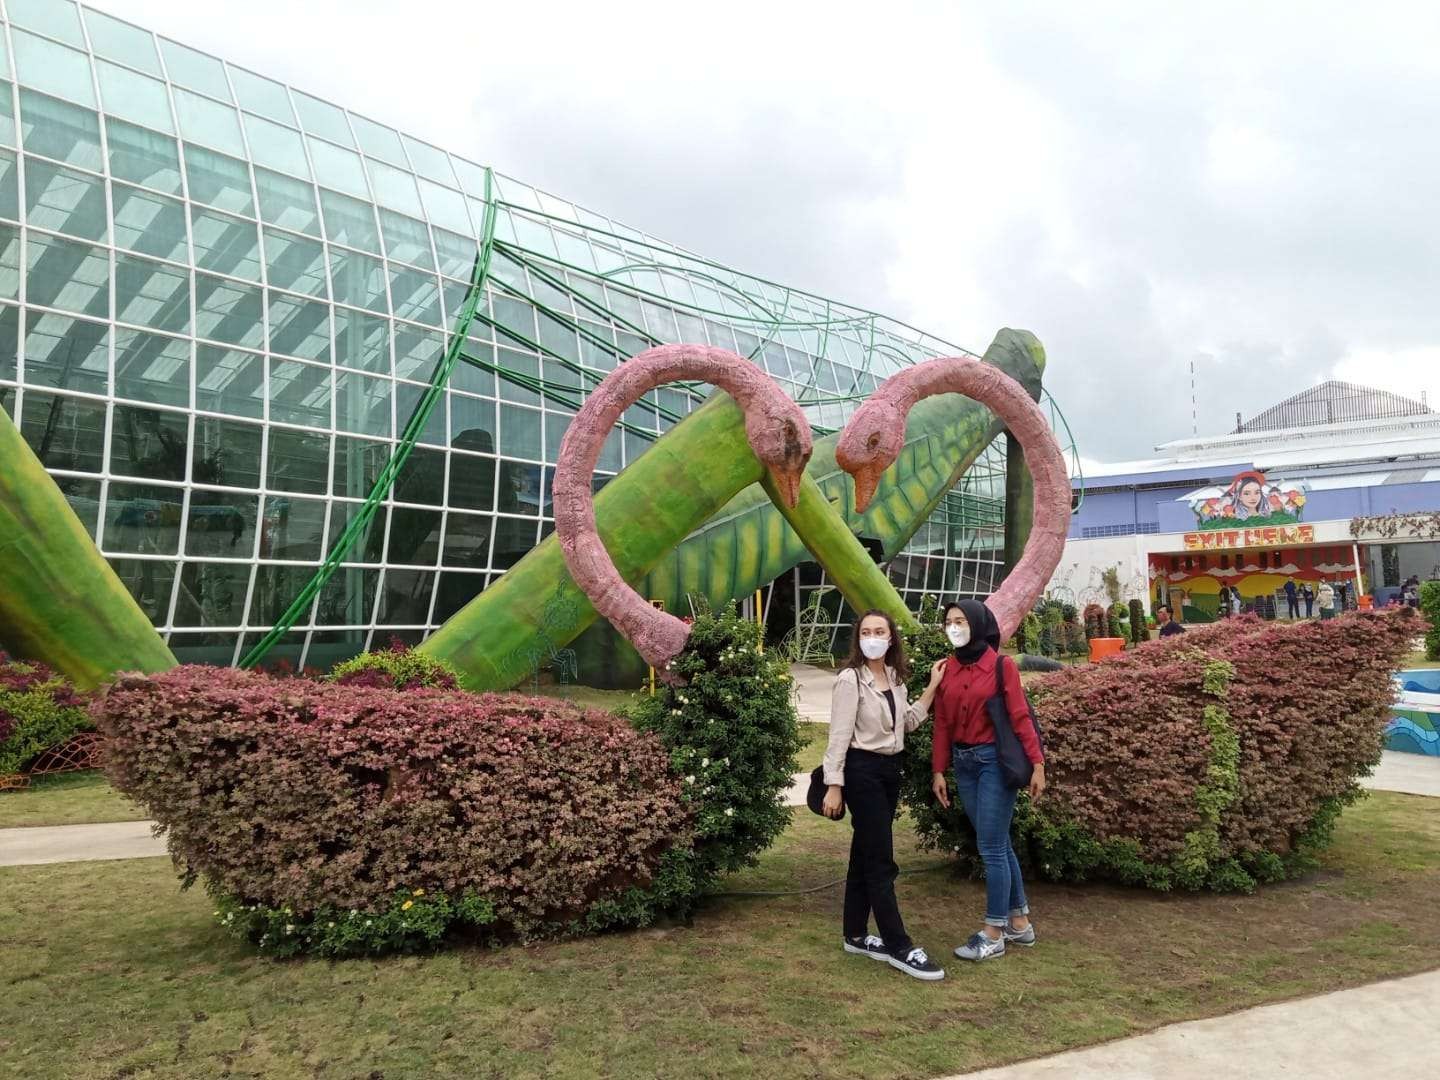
[98,0,1440,464]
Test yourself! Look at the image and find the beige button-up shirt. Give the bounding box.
[822,664,926,786]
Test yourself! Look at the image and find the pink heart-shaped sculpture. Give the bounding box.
[553,346,1071,669]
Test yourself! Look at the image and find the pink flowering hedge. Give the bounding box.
[95,666,694,953]
[903,610,1418,891]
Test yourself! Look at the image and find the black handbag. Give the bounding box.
[807,765,845,820]
[985,655,1045,790]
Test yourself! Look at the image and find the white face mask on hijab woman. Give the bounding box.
[945,623,970,648]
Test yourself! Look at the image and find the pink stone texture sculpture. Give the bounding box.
[835,356,1072,642]
[553,344,813,671]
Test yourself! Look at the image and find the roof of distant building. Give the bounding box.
[1234,380,1431,433]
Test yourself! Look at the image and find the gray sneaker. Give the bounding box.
[955,930,1007,962]
[843,934,889,961]
[1003,921,1036,947]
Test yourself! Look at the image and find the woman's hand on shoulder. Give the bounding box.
[927,658,947,690]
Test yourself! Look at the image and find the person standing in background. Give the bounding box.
[1284,578,1299,619]
[1318,580,1336,620]
[1302,582,1315,618]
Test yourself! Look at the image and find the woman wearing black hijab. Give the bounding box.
[930,599,1046,962]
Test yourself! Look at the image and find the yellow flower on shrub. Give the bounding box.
[402,900,414,910]
[412,888,425,897]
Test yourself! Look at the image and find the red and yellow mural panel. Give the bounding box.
[1149,544,1361,617]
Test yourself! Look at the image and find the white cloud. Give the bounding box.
[90,0,1440,462]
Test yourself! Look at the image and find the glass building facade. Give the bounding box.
[0,1,1061,670]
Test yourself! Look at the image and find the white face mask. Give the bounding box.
[859,636,890,660]
[946,623,971,648]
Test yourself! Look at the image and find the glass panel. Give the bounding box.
[0,82,14,148]
[499,404,542,460]
[255,166,319,235]
[432,228,474,278]
[328,246,387,313]
[159,40,232,101]
[318,567,379,626]
[115,328,189,407]
[496,462,542,520]
[383,506,442,568]
[110,404,188,482]
[334,370,392,436]
[259,494,326,560]
[105,482,182,557]
[195,343,262,417]
[26,233,108,319]
[334,308,389,373]
[319,189,379,252]
[24,157,107,241]
[95,60,174,132]
[183,490,256,557]
[0,304,15,380]
[291,92,353,146]
[9,0,86,46]
[190,206,261,281]
[266,427,329,494]
[365,157,421,216]
[24,311,108,395]
[195,273,264,348]
[451,157,488,198]
[19,89,102,171]
[434,570,487,617]
[402,136,456,186]
[0,225,15,301]
[174,89,245,157]
[392,445,444,506]
[53,476,103,539]
[351,114,404,163]
[418,178,471,234]
[115,253,189,333]
[389,266,442,327]
[377,568,435,620]
[378,209,433,269]
[190,415,256,490]
[183,143,253,215]
[243,112,309,178]
[325,502,387,563]
[394,380,445,445]
[84,9,163,75]
[229,69,294,126]
[11,29,95,108]
[451,344,494,396]
[106,117,181,193]
[18,389,106,471]
[332,433,388,496]
[267,292,330,361]
[111,182,188,261]
[394,325,442,380]
[263,227,327,297]
[111,556,177,624]
[173,559,250,627]
[268,357,332,427]
[308,138,367,198]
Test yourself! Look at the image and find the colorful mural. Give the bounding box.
[1191,469,1307,530]
[1388,671,1440,756]
[1149,543,1361,621]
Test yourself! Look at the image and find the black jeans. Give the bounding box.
[842,749,912,956]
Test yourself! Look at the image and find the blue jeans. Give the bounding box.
[952,743,1029,927]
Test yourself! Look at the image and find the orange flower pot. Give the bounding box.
[1089,637,1127,662]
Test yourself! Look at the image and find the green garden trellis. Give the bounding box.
[239,181,1084,670]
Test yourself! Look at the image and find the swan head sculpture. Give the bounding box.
[834,399,906,513]
[744,401,812,508]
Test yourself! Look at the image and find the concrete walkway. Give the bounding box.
[0,820,164,866]
[949,967,1440,1079]
[1361,749,1440,797]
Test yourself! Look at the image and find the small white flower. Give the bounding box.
[285,924,295,933]
[724,807,735,817]
[701,758,709,768]
[327,922,336,929]
[685,775,695,783]
[724,758,730,766]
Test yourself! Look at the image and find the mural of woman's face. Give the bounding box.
[1238,480,1263,511]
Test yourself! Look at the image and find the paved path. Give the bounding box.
[0,820,165,866]
[948,967,1440,1079]
[1361,749,1440,797]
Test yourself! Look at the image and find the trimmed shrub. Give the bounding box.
[900,610,1418,892]
[627,604,804,890]
[1129,598,1148,644]
[0,660,90,776]
[1083,603,1106,641]
[1107,601,1127,641]
[329,641,461,690]
[95,668,692,956]
[1422,580,1440,661]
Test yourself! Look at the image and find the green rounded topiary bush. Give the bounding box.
[96,668,694,957]
[900,609,1419,892]
[0,658,91,778]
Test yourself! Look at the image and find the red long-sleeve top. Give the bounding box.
[930,648,1044,772]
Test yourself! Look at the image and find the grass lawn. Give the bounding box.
[0,771,146,828]
[5,793,1440,1079]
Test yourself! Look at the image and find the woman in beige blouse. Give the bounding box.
[822,609,945,980]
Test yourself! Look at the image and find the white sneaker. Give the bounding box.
[843,934,889,961]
